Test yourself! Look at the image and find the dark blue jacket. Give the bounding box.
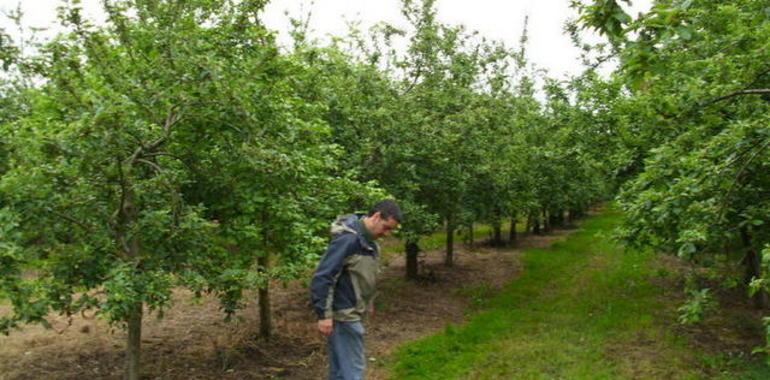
[310,214,380,321]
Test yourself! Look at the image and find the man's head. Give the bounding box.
[363,199,402,239]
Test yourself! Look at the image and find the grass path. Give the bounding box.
[387,208,770,379]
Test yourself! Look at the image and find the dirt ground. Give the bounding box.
[0,229,573,380]
[652,255,768,372]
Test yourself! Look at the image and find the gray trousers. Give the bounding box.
[328,320,365,380]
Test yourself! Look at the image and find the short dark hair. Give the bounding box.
[368,199,402,222]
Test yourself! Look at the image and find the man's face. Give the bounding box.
[370,212,400,239]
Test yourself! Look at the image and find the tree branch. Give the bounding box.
[49,210,92,232]
[402,63,423,95]
[143,151,195,172]
[124,107,183,166]
[718,137,770,222]
[699,89,770,108]
[136,158,163,173]
[144,108,183,154]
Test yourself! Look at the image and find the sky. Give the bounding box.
[0,0,653,80]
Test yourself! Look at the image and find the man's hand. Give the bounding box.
[318,318,333,336]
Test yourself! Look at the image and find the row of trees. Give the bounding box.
[0,1,617,378]
[310,2,609,273]
[572,0,770,355]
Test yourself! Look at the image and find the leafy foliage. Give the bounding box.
[575,0,770,357]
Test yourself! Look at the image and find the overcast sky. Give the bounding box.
[0,0,652,79]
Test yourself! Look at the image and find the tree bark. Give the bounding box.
[508,216,517,246]
[550,210,564,228]
[532,213,541,235]
[118,163,143,380]
[445,222,454,267]
[492,221,503,247]
[741,227,767,309]
[467,224,474,248]
[257,253,272,338]
[406,240,419,280]
[125,302,142,380]
[525,214,532,234]
[543,209,552,233]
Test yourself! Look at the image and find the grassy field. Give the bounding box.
[380,223,518,256]
[387,208,770,379]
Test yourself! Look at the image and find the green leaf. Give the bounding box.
[675,26,692,40]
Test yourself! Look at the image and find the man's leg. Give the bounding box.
[328,329,341,380]
[328,320,365,380]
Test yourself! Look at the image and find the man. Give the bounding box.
[310,199,402,380]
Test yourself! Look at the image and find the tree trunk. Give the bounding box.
[257,253,272,338]
[532,213,541,235]
[445,222,455,267]
[741,227,767,309]
[125,302,142,380]
[119,168,143,380]
[406,240,419,280]
[492,221,503,247]
[525,214,532,234]
[466,224,474,248]
[543,209,552,233]
[508,216,517,246]
[550,210,564,228]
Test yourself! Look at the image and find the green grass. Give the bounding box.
[380,222,521,256]
[387,208,770,379]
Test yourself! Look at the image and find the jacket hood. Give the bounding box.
[330,213,364,236]
[330,213,377,253]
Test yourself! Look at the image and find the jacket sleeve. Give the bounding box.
[310,233,358,319]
